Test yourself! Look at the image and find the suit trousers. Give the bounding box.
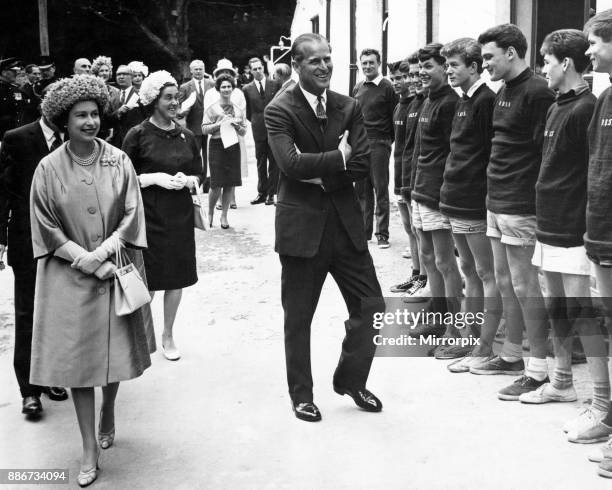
[355,138,391,240]
[12,262,42,398]
[280,201,384,404]
[255,139,278,197]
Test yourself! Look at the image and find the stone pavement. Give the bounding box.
[0,145,610,489]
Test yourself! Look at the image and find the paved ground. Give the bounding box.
[0,136,611,489]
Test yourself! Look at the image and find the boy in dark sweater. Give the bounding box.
[582,11,612,473]
[410,43,462,333]
[353,48,397,248]
[438,38,501,368]
[472,24,555,402]
[395,54,430,302]
[524,29,610,448]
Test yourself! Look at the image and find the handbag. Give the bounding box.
[193,187,208,231]
[114,244,151,316]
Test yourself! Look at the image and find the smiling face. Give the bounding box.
[360,54,380,81]
[97,65,111,81]
[67,100,100,143]
[481,41,512,81]
[219,80,233,100]
[293,39,333,95]
[408,62,423,95]
[419,56,446,92]
[154,85,179,121]
[586,33,612,74]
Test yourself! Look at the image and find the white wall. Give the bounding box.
[387,0,425,63]
[435,0,507,44]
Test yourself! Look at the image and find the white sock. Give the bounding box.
[525,357,548,381]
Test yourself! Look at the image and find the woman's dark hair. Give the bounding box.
[141,82,177,117]
[215,73,236,91]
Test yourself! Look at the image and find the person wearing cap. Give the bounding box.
[0,58,26,142]
[127,61,148,92]
[34,60,57,95]
[21,64,42,125]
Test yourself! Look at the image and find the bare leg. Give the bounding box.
[431,229,463,315]
[466,233,501,355]
[71,387,98,471]
[220,187,233,227]
[100,382,119,435]
[208,187,222,226]
[230,187,236,207]
[490,237,525,360]
[416,228,443,299]
[162,289,183,351]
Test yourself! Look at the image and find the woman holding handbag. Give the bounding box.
[29,75,154,487]
[122,70,203,362]
[202,73,246,228]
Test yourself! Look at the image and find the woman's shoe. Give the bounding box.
[77,455,100,487]
[221,223,229,229]
[230,203,237,209]
[162,343,181,361]
[215,203,222,210]
[98,410,115,449]
[220,217,229,229]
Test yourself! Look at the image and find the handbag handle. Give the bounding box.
[114,235,125,269]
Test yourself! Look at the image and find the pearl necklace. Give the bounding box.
[67,141,99,167]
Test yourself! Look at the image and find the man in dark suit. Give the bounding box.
[0,117,69,417]
[264,33,384,422]
[108,64,144,148]
[272,63,296,100]
[178,59,214,183]
[244,57,280,205]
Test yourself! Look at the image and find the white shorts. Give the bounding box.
[531,241,592,276]
[411,201,451,231]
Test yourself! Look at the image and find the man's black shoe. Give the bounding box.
[292,401,322,422]
[333,385,382,412]
[265,196,275,205]
[250,194,266,205]
[42,386,68,401]
[22,396,43,416]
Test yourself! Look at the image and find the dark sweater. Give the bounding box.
[411,84,459,210]
[536,87,595,248]
[401,94,426,198]
[440,83,496,219]
[487,68,555,215]
[392,96,413,195]
[352,77,397,140]
[585,85,612,258]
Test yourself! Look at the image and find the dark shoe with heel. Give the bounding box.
[333,385,382,412]
[42,386,68,401]
[291,401,322,422]
[250,194,266,205]
[22,396,43,417]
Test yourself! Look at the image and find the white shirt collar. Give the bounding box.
[365,73,384,86]
[299,84,327,115]
[39,119,63,149]
[465,78,486,98]
[282,79,293,88]
[256,77,266,90]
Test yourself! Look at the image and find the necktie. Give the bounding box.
[258,81,264,97]
[316,95,327,131]
[198,80,203,96]
[50,132,62,152]
[120,90,126,105]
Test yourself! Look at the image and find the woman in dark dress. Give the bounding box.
[122,70,203,361]
[202,74,246,228]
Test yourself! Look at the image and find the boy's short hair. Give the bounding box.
[540,29,591,73]
[441,38,484,73]
[407,51,419,64]
[478,23,528,59]
[387,60,401,73]
[399,59,412,73]
[417,43,445,65]
[360,48,381,63]
[584,8,612,42]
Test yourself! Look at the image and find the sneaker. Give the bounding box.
[588,437,612,463]
[448,354,495,373]
[568,421,612,444]
[390,276,417,293]
[377,237,390,249]
[469,355,525,375]
[402,279,430,303]
[497,375,549,401]
[599,458,612,478]
[434,343,473,360]
[518,383,578,404]
[402,246,411,259]
[563,407,608,434]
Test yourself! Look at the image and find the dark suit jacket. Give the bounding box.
[274,79,296,100]
[0,120,50,266]
[244,77,280,142]
[264,84,371,258]
[179,78,215,136]
[108,86,145,148]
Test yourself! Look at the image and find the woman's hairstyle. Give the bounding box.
[91,56,113,76]
[41,75,109,128]
[215,73,236,91]
[138,70,178,106]
[540,29,591,73]
[127,60,149,77]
